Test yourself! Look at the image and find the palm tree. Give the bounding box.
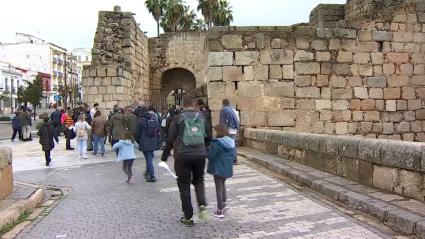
[145,0,167,36]
[161,0,186,32]
[197,0,218,29]
[178,5,197,31]
[192,19,206,31]
[213,0,233,26]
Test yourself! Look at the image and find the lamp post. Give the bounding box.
[10,77,13,114]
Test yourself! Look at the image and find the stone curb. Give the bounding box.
[238,147,425,238]
[0,183,44,233]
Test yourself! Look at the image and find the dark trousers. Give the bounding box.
[44,151,51,164]
[122,159,135,179]
[174,157,207,219]
[12,128,22,140]
[143,151,155,179]
[53,123,61,136]
[214,176,227,210]
[64,128,72,149]
[111,139,119,156]
[230,134,238,163]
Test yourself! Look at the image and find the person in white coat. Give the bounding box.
[74,114,92,159]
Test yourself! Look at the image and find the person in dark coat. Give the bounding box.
[124,107,137,135]
[37,117,59,166]
[135,106,160,182]
[50,104,62,136]
[11,111,22,141]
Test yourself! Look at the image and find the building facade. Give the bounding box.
[70,48,92,101]
[0,62,24,114]
[0,33,67,107]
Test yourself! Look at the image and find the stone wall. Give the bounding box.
[207,1,425,142]
[0,147,13,200]
[148,32,208,98]
[82,6,149,114]
[244,128,425,201]
[310,4,345,28]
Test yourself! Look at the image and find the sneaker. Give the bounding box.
[198,205,208,220]
[79,155,83,159]
[223,205,230,212]
[179,217,194,226]
[147,177,157,183]
[83,155,89,159]
[213,209,224,218]
[143,170,148,180]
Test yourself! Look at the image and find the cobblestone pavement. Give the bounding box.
[8,139,396,239]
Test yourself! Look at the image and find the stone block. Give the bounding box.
[358,30,372,41]
[238,82,262,98]
[332,89,352,100]
[330,76,347,88]
[264,82,294,98]
[316,52,331,62]
[361,99,375,111]
[209,52,233,66]
[387,76,408,87]
[347,77,362,87]
[243,66,255,81]
[270,38,281,48]
[354,87,368,99]
[396,122,410,133]
[269,65,282,79]
[416,109,425,120]
[235,51,259,65]
[337,51,353,63]
[321,88,331,99]
[282,65,294,79]
[268,111,295,127]
[294,50,314,61]
[294,76,312,87]
[207,67,222,82]
[353,53,370,64]
[353,111,363,121]
[357,42,378,52]
[315,100,331,110]
[373,166,398,192]
[359,65,373,76]
[312,40,327,50]
[297,99,315,110]
[316,75,328,87]
[223,66,242,82]
[222,35,242,49]
[371,53,384,65]
[295,62,320,75]
[260,49,293,65]
[367,77,387,88]
[386,100,397,112]
[381,141,422,171]
[335,122,348,135]
[338,136,360,158]
[296,87,320,99]
[383,64,395,76]
[372,31,393,41]
[386,53,409,64]
[408,99,422,110]
[333,100,349,110]
[396,100,407,111]
[393,31,414,43]
[321,63,332,74]
[332,64,351,75]
[373,123,383,133]
[400,64,413,76]
[255,65,269,81]
[384,88,401,99]
[369,88,383,99]
[364,111,380,122]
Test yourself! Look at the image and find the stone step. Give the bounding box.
[238,147,425,238]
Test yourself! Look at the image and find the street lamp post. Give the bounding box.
[10,77,13,114]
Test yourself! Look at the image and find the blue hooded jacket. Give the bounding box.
[207,136,235,178]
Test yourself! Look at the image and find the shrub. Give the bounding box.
[0,116,11,121]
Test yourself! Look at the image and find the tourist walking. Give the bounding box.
[91,110,106,156]
[207,124,235,218]
[112,131,137,183]
[50,104,62,136]
[197,99,212,143]
[161,96,212,226]
[124,107,137,134]
[108,107,127,155]
[74,114,92,159]
[37,117,59,166]
[62,109,75,150]
[11,111,22,141]
[90,103,99,120]
[135,106,160,182]
[219,99,240,164]
[19,107,32,141]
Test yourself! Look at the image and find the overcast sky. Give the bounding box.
[0,0,346,50]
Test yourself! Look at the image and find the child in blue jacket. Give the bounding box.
[207,124,235,218]
[113,131,137,183]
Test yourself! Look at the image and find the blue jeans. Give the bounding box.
[77,139,87,157]
[143,151,155,179]
[230,134,238,162]
[93,135,105,155]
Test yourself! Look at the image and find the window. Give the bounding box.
[85,56,89,61]
[78,56,81,61]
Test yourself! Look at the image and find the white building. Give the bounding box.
[0,33,67,106]
[70,48,91,101]
[0,62,24,114]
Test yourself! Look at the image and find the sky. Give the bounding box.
[0,0,346,50]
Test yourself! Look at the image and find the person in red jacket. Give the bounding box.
[63,108,75,150]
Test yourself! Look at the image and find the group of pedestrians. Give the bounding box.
[34,96,241,225]
[11,106,33,142]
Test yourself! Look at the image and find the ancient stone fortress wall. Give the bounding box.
[207,1,425,142]
[82,6,149,114]
[148,32,208,98]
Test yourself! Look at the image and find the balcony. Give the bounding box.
[53,58,58,64]
[58,72,64,79]
[53,71,58,78]
[57,59,64,65]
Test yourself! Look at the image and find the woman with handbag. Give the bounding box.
[74,114,92,159]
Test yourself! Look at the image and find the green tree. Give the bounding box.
[178,5,197,31]
[197,0,218,29]
[191,19,206,31]
[160,0,185,32]
[17,86,26,105]
[213,0,233,26]
[0,91,10,114]
[25,74,43,118]
[145,0,167,36]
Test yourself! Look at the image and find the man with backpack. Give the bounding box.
[108,106,127,155]
[219,99,240,165]
[135,106,160,182]
[161,96,212,226]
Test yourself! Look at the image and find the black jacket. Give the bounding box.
[37,122,59,151]
[162,109,212,161]
[50,110,62,125]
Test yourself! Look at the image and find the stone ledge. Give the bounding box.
[244,128,425,174]
[238,147,425,237]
